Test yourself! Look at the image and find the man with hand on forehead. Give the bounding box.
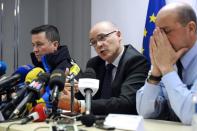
[137,3,197,125]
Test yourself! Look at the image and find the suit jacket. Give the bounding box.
[86,44,148,115]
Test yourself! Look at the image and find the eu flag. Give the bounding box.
[142,0,166,67]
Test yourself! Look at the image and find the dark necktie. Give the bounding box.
[101,64,114,99]
[176,60,183,80]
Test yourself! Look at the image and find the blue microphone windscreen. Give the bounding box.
[13,65,34,83]
[0,61,7,76]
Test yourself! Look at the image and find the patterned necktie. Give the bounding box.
[101,64,115,99]
[176,60,183,80]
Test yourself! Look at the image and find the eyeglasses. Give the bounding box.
[89,31,117,47]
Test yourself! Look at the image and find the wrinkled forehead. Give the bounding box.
[156,9,179,27]
[89,22,116,39]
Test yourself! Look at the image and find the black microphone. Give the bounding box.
[0,67,45,120]
[49,69,66,105]
[0,65,33,92]
[9,72,50,119]
[78,68,99,127]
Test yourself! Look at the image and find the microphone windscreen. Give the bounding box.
[25,67,45,84]
[32,103,47,122]
[12,64,34,83]
[0,61,7,76]
[37,72,50,84]
[49,69,65,91]
[82,68,96,79]
[80,114,96,127]
[70,63,80,76]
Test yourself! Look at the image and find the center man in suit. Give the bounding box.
[59,21,148,115]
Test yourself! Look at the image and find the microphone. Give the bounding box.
[0,67,45,120]
[78,68,99,127]
[31,103,47,122]
[0,61,7,77]
[68,63,80,81]
[49,69,66,105]
[78,68,99,115]
[21,112,39,124]
[10,72,50,118]
[0,64,33,92]
[67,63,80,115]
[25,67,45,84]
[21,103,47,124]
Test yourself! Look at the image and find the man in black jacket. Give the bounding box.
[59,21,148,115]
[30,25,76,108]
[30,24,73,73]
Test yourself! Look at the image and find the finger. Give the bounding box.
[65,89,71,96]
[154,28,164,48]
[151,36,159,63]
[63,88,69,94]
[65,82,71,87]
[161,30,172,48]
[65,68,70,77]
[151,36,157,54]
[149,36,154,61]
[176,48,189,61]
[64,86,71,91]
[63,87,72,94]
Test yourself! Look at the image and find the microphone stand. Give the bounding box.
[70,78,75,116]
[61,78,78,117]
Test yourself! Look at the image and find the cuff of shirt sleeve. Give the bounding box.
[143,80,161,99]
[162,71,183,90]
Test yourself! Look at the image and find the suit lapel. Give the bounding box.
[111,45,128,88]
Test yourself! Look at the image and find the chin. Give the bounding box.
[36,58,42,62]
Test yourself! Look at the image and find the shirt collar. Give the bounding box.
[181,40,197,69]
[106,46,125,68]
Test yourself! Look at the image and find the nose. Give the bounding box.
[33,46,39,52]
[96,41,103,47]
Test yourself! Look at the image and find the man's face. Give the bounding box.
[32,32,58,61]
[155,12,190,51]
[89,25,122,63]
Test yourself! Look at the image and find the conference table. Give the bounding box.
[0,118,192,131]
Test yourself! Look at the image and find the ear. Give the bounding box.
[116,31,121,37]
[116,31,122,43]
[52,41,59,49]
[187,21,196,35]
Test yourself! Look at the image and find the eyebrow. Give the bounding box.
[89,38,94,42]
[159,26,169,30]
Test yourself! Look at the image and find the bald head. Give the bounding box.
[89,21,123,63]
[157,3,197,26]
[89,21,119,38]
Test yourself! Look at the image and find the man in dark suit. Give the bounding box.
[59,21,148,115]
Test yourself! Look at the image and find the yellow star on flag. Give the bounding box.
[144,28,147,37]
[141,48,144,54]
[149,13,156,23]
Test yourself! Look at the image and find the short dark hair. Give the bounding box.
[176,4,197,27]
[31,25,60,44]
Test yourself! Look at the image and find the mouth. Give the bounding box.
[35,54,40,58]
[100,49,107,54]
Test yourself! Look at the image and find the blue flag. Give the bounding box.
[142,0,166,67]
